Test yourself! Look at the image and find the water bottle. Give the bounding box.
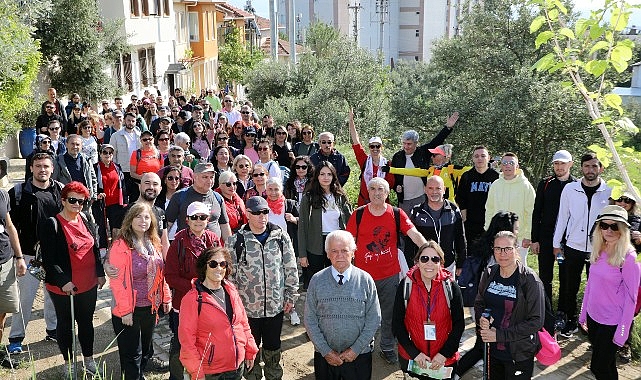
[556,250,565,265]
[481,308,492,320]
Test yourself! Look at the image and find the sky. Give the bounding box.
[227,0,641,28]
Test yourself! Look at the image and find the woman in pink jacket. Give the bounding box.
[108,202,171,379]
[179,246,258,380]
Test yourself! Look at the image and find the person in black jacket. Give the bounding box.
[530,150,575,317]
[391,112,458,216]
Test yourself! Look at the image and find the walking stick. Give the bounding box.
[481,308,492,380]
[70,292,78,380]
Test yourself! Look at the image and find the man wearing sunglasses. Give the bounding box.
[553,152,611,338]
[40,87,67,125]
[309,132,351,186]
[227,196,298,380]
[36,101,65,136]
[221,95,241,126]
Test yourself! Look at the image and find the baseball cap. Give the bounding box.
[246,196,269,212]
[194,162,217,174]
[243,126,256,135]
[159,116,172,123]
[186,201,211,217]
[100,143,115,152]
[368,137,383,145]
[140,130,153,138]
[552,150,572,163]
[429,146,446,156]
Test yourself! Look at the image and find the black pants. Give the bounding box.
[124,172,139,203]
[489,356,534,379]
[456,331,483,376]
[49,287,97,360]
[305,252,330,289]
[248,312,284,350]
[112,306,157,380]
[587,314,619,380]
[92,201,126,248]
[399,356,457,380]
[537,238,566,310]
[559,246,590,321]
[314,351,372,380]
[168,310,183,380]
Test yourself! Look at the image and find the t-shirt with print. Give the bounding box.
[346,204,414,280]
[484,269,519,362]
[165,187,229,235]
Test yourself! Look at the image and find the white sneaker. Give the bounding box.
[84,357,104,377]
[290,310,301,326]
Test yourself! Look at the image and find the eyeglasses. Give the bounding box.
[171,109,179,113]
[320,140,333,145]
[241,111,251,115]
[302,131,312,135]
[41,140,51,144]
[244,133,256,137]
[158,137,170,142]
[295,165,308,170]
[493,246,515,254]
[222,182,236,187]
[369,144,381,149]
[166,176,180,181]
[257,147,270,151]
[419,255,441,264]
[189,215,209,221]
[249,210,270,215]
[237,164,250,169]
[65,197,87,205]
[276,131,287,135]
[501,161,516,166]
[616,197,635,204]
[101,151,114,155]
[599,221,620,231]
[217,137,228,141]
[252,172,266,177]
[207,260,228,269]
[141,138,153,142]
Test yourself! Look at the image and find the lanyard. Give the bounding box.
[425,207,443,245]
[417,281,439,321]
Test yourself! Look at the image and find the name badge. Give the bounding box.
[424,321,436,341]
[0,224,4,234]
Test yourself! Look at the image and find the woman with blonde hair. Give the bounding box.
[579,205,641,379]
[108,202,171,379]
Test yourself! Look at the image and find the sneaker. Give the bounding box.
[618,344,632,364]
[61,361,76,378]
[84,357,104,377]
[7,342,23,354]
[0,353,18,369]
[379,349,398,364]
[144,356,169,372]
[559,320,578,338]
[554,311,566,332]
[45,330,57,342]
[290,310,301,326]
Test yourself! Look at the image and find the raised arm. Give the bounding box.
[348,109,360,146]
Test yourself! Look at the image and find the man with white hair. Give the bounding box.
[173,132,199,170]
[309,131,350,186]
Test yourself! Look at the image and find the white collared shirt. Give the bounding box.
[330,265,353,284]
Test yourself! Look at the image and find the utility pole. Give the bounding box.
[375,0,389,63]
[289,0,296,64]
[269,0,278,61]
[347,2,362,43]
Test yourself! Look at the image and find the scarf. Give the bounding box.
[267,194,285,215]
[133,238,162,311]
[363,155,388,185]
[294,177,308,195]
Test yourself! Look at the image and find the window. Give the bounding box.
[188,12,199,41]
[415,29,420,37]
[115,53,134,92]
[163,0,170,16]
[139,48,157,87]
[176,12,187,43]
[130,0,140,17]
[150,0,160,16]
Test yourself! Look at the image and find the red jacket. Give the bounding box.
[165,229,221,310]
[179,279,259,379]
[398,267,460,366]
[108,238,171,318]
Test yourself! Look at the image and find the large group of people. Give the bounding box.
[0,88,639,380]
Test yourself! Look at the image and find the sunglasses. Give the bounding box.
[252,172,266,177]
[141,138,153,142]
[369,144,381,149]
[81,126,92,130]
[166,176,180,181]
[276,131,287,135]
[302,131,312,135]
[224,100,233,103]
[41,140,51,144]
[320,140,333,145]
[65,197,87,205]
[295,165,308,170]
[244,133,256,137]
[158,137,170,142]
[599,221,620,231]
[45,106,55,109]
[237,164,250,169]
[249,210,270,215]
[48,127,60,130]
[189,215,209,221]
[207,260,228,269]
[501,161,516,166]
[419,255,440,264]
[217,137,228,141]
[616,197,634,204]
[241,111,251,115]
[101,150,114,155]
[222,182,236,187]
[257,147,270,151]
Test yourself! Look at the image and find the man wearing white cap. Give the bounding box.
[530,150,576,321]
[348,110,394,206]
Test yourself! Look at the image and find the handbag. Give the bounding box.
[535,328,561,366]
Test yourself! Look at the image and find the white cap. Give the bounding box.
[368,136,383,145]
[552,150,572,163]
[186,201,210,216]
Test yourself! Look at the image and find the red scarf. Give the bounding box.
[267,195,285,215]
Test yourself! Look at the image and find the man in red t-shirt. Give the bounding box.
[346,177,428,364]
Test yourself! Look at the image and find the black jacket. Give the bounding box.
[391,126,452,203]
[531,175,576,243]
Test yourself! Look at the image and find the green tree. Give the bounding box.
[0,0,41,142]
[304,22,341,59]
[35,0,127,101]
[218,26,264,87]
[389,0,595,180]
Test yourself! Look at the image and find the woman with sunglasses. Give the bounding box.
[47,119,67,156]
[40,181,106,377]
[155,130,172,162]
[348,109,394,206]
[273,125,295,168]
[240,126,259,163]
[393,241,464,379]
[156,166,185,241]
[78,120,99,165]
[216,171,247,233]
[66,104,86,136]
[130,130,163,184]
[179,246,258,380]
[298,161,352,289]
[243,164,269,202]
[284,156,314,204]
[292,124,319,157]
[475,231,545,380]
[579,205,640,379]
[166,201,222,380]
[108,202,171,379]
[232,155,253,198]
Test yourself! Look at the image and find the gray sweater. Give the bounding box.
[304,265,381,357]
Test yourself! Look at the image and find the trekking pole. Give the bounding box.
[481,308,492,380]
[70,291,78,380]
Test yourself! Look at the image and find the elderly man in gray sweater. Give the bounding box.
[304,230,382,380]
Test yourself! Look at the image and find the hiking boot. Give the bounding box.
[7,342,23,354]
[559,320,578,339]
[379,349,398,364]
[618,344,632,364]
[290,310,301,326]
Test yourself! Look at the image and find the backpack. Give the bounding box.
[233,225,285,266]
[456,255,484,307]
[402,274,454,309]
[354,205,401,249]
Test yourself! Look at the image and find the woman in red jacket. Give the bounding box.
[179,246,259,380]
[393,241,465,379]
[108,202,171,380]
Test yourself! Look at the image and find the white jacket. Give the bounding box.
[111,128,140,172]
[553,179,611,252]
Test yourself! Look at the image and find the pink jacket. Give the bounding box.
[179,279,258,379]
